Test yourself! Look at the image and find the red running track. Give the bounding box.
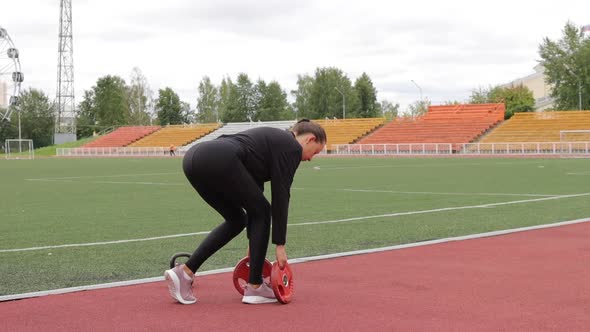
[2,222,589,331]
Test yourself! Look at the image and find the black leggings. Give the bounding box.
[182,140,271,284]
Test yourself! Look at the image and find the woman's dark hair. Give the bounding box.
[292,119,327,144]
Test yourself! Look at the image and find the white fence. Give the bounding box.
[460,142,590,155]
[331,142,590,156]
[57,142,590,157]
[332,143,454,155]
[57,147,184,157]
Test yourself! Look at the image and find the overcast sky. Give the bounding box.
[1,0,589,114]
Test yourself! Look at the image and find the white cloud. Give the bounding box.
[1,0,589,113]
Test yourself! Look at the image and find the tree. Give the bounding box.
[235,73,256,121]
[489,85,534,119]
[180,101,194,124]
[10,88,55,148]
[379,100,399,120]
[311,67,355,119]
[220,73,253,122]
[254,80,290,121]
[94,75,130,127]
[156,87,183,125]
[0,108,18,147]
[76,90,97,138]
[469,85,534,119]
[539,21,590,110]
[407,99,430,118]
[469,87,491,104]
[127,67,153,125]
[291,74,314,119]
[218,76,233,122]
[353,73,378,118]
[196,76,219,123]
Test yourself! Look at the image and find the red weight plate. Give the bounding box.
[232,256,272,295]
[270,261,294,304]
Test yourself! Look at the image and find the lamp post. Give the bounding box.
[334,87,345,119]
[411,80,423,101]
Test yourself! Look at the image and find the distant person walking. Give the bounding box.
[169,144,176,156]
[164,119,327,304]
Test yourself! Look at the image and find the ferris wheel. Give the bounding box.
[0,26,23,121]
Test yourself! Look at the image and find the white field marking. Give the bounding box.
[2,192,589,254]
[25,172,179,181]
[290,192,590,227]
[0,231,211,253]
[1,217,588,302]
[566,171,590,176]
[25,178,185,186]
[338,189,556,197]
[307,160,548,171]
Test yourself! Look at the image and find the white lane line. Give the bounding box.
[3,192,589,253]
[567,171,590,176]
[338,189,556,197]
[1,217,588,302]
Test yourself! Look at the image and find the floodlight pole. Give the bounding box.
[334,87,345,119]
[411,80,423,101]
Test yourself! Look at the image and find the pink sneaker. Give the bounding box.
[242,282,278,304]
[164,265,197,304]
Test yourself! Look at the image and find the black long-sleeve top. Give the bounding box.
[219,127,302,245]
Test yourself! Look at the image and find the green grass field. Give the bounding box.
[1,156,589,296]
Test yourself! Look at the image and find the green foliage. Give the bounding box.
[94,75,130,127]
[236,73,256,121]
[217,77,233,122]
[219,73,257,122]
[490,85,535,119]
[291,74,315,119]
[3,88,56,148]
[196,76,219,123]
[379,100,399,120]
[469,85,534,119]
[155,87,183,125]
[353,73,378,118]
[127,67,153,125]
[254,80,291,121]
[311,67,356,119]
[407,99,431,118]
[539,21,590,110]
[0,118,17,148]
[76,90,97,138]
[469,87,491,104]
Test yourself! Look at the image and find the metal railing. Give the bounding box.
[57,147,184,157]
[57,142,590,157]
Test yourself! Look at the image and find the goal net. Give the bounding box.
[4,139,34,159]
[559,130,590,154]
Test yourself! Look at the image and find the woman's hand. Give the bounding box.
[275,245,288,268]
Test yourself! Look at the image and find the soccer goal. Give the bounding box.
[559,130,590,155]
[4,139,34,159]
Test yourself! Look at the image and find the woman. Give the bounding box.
[165,119,327,304]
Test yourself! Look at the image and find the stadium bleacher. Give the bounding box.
[180,120,297,151]
[311,118,386,151]
[358,104,504,150]
[83,126,161,148]
[129,123,221,147]
[479,111,590,143]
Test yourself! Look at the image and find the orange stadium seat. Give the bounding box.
[83,126,161,148]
